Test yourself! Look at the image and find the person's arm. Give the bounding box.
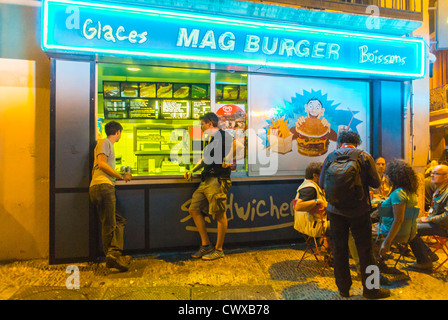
[184,158,205,180]
[97,154,131,182]
[364,153,381,189]
[318,158,329,189]
[294,198,325,212]
[379,203,405,257]
[423,200,448,224]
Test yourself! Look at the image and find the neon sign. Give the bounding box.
[42,0,426,79]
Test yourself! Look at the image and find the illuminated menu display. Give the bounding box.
[104,99,127,119]
[160,100,190,119]
[129,99,159,119]
[192,101,211,119]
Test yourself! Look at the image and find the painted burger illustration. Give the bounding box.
[293,117,330,156]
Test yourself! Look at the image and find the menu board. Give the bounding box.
[192,101,211,119]
[104,82,120,97]
[173,84,190,99]
[157,83,173,98]
[139,83,156,98]
[216,84,246,100]
[160,100,190,119]
[121,82,139,97]
[103,81,212,99]
[128,99,159,119]
[239,85,248,100]
[192,84,208,99]
[104,99,128,119]
[223,85,240,100]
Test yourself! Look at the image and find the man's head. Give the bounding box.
[337,130,362,147]
[305,162,323,182]
[199,112,219,132]
[375,157,386,176]
[431,165,448,188]
[105,121,123,142]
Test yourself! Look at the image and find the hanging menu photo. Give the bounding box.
[129,99,159,119]
[121,82,139,97]
[103,82,120,97]
[191,84,208,99]
[173,84,190,99]
[139,83,156,98]
[160,100,190,119]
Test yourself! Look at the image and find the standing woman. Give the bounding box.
[377,159,419,259]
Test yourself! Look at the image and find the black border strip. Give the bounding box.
[49,58,56,265]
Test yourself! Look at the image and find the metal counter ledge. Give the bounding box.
[115,175,302,185]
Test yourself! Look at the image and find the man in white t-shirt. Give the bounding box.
[90,121,132,272]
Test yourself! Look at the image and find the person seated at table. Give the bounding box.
[408,164,448,272]
[425,160,438,178]
[294,162,328,239]
[369,157,392,222]
[372,159,419,272]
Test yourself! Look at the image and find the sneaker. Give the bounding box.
[191,244,214,259]
[122,255,132,266]
[339,290,350,298]
[378,261,404,275]
[354,273,390,286]
[429,251,439,262]
[106,255,129,272]
[202,249,225,261]
[363,288,390,300]
[380,275,390,286]
[408,261,433,272]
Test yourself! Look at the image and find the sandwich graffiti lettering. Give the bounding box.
[180,193,294,233]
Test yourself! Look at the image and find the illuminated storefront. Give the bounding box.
[44,0,426,262]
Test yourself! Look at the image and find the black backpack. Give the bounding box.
[323,148,366,210]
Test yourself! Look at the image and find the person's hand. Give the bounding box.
[222,160,231,168]
[418,216,430,223]
[379,241,390,259]
[122,173,132,183]
[315,199,326,207]
[321,117,331,129]
[295,116,306,128]
[184,171,192,181]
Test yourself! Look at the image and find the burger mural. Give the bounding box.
[260,89,363,157]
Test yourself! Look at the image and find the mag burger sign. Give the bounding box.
[42,0,425,79]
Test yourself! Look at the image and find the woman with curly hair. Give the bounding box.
[376,159,419,259]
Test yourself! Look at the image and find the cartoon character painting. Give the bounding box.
[260,89,361,157]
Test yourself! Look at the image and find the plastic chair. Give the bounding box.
[375,206,420,277]
[429,236,448,273]
[423,211,448,273]
[296,210,332,275]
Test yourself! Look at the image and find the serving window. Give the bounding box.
[96,63,248,177]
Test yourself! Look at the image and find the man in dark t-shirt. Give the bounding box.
[184,112,243,261]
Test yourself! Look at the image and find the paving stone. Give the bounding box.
[102,286,190,300]
[9,286,106,300]
[192,285,280,300]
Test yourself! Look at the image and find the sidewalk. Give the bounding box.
[1,243,447,301]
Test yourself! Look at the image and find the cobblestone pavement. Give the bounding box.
[0,243,447,301]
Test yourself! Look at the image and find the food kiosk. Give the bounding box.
[44,0,426,263]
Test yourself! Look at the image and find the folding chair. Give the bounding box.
[428,235,448,273]
[296,211,332,275]
[375,206,420,278]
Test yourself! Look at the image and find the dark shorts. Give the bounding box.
[190,177,231,216]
